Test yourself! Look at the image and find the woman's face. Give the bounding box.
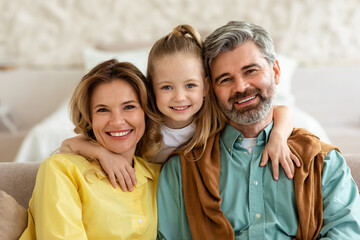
[91,79,145,159]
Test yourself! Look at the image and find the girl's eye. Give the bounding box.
[185,83,196,89]
[161,85,172,90]
[97,108,108,113]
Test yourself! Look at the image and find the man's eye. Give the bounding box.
[185,83,196,89]
[245,69,256,74]
[220,78,231,84]
[161,85,172,90]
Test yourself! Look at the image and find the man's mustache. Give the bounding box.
[228,89,262,104]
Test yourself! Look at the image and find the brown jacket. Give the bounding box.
[180,128,339,240]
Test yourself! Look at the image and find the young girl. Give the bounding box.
[61,24,299,191]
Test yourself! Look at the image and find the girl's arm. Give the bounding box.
[260,105,300,180]
[60,135,136,191]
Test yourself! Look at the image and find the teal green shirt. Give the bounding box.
[157,123,360,239]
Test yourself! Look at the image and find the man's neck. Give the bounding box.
[229,110,273,138]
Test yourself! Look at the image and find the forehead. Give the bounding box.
[91,79,138,103]
[153,53,204,81]
[210,42,266,78]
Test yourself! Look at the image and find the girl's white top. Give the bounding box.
[151,122,195,163]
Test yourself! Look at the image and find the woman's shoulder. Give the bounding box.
[135,156,162,176]
[41,153,93,172]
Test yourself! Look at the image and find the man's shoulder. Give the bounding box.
[289,128,340,157]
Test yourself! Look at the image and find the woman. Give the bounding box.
[20,59,161,239]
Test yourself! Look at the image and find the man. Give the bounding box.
[157,21,360,239]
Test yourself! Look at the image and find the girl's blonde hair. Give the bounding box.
[69,59,151,156]
[142,24,225,161]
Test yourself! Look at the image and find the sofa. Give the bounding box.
[1,155,360,239]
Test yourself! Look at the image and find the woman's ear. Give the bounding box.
[273,60,281,85]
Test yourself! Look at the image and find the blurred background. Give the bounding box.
[0,0,359,162]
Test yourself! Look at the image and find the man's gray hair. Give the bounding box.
[203,21,276,78]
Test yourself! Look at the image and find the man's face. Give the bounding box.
[210,41,280,127]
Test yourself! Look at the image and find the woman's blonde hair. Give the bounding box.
[69,59,151,156]
[142,24,225,161]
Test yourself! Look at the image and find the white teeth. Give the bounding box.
[109,130,131,137]
[236,96,256,104]
[172,106,188,110]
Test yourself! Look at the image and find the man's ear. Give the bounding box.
[273,60,281,85]
[203,76,210,96]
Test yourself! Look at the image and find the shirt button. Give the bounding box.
[255,213,261,219]
[237,136,242,141]
[138,219,143,224]
[253,180,258,186]
[228,148,231,153]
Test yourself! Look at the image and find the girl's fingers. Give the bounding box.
[291,153,301,167]
[271,159,280,180]
[126,165,137,186]
[120,169,134,192]
[114,171,128,192]
[108,172,118,189]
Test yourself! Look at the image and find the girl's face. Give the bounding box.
[152,53,207,129]
[91,79,145,160]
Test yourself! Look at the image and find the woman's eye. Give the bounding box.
[161,85,172,90]
[124,105,135,110]
[186,83,196,89]
[97,108,108,113]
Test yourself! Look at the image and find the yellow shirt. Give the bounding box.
[20,153,161,240]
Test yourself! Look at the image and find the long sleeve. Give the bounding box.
[20,155,87,240]
[157,155,192,240]
[319,150,360,239]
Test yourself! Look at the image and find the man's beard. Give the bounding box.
[218,82,276,126]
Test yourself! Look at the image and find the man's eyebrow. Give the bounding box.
[242,63,261,71]
[213,63,261,84]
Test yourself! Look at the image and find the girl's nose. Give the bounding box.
[173,89,186,102]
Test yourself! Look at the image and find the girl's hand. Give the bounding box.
[60,135,137,191]
[260,132,300,180]
[98,151,137,191]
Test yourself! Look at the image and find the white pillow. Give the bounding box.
[82,46,150,74]
[274,54,298,106]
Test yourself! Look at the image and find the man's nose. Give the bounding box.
[232,75,249,93]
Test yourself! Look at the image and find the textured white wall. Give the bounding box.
[1,0,359,68]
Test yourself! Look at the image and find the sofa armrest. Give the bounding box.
[0,162,40,208]
[344,154,360,190]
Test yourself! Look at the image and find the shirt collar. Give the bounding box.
[134,156,157,187]
[221,121,274,152]
[91,156,157,187]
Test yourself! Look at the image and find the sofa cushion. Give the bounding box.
[0,190,27,240]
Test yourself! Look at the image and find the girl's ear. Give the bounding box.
[273,60,281,85]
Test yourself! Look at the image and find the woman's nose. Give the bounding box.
[110,112,126,126]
